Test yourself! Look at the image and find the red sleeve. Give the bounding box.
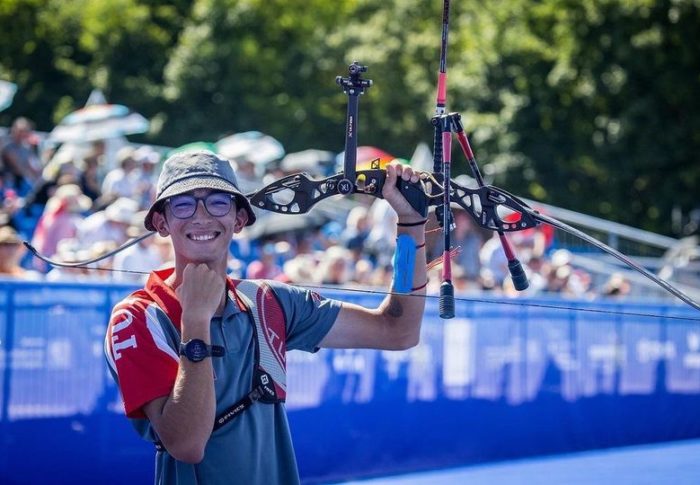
[105,296,179,418]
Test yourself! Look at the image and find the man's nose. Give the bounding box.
[191,199,210,219]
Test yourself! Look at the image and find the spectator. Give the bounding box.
[479,233,509,287]
[101,146,140,202]
[342,205,371,260]
[246,242,284,279]
[317,245,351,285]
[365,198,398,266]
[78,197,138,247]
[452,210,484,282]
[133,146,160,210]
[0,225,42,280]
[0,117,42,195]
[112,212,167,283]
[601,273,631,298]
[79,152,102,201]
[45,239,89,282]
[31,183,91,263]
[282,254,317,284]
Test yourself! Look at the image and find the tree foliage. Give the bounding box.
[1,0,698,234]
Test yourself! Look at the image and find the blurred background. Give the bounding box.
[1,0,699,235]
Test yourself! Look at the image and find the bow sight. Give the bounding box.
[336,61,373,195]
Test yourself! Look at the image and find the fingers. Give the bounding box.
[386,162,421,184]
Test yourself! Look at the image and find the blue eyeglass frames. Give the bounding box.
[166,192,236,219]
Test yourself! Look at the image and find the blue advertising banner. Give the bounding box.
[0,281,698,484]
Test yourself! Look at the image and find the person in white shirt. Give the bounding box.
[113,211,166,283]
[101,146,140,201]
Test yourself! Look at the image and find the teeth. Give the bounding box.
[190,233,216,241]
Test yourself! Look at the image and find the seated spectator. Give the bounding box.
[316,245,351,285]
[341,206,370,254]
[132,146,160,210]
[246,242,284,279]
[282,254,317,284]
[365,198,398,267]
[77,197,138,247]
[601,273,631,298]
[0,182,23,228]
[84,240,119,281]
[31,183,92,265]
[112,212,167,283]
[0,225,42,280]
[79,152,102,202]
[479,233,509,287]
[453,210,484,282]
[100,146,140,202]
[45,239,89,282]
[153,233,175,267]
[0,117,42,196]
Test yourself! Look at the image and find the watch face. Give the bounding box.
[187,340,208,362]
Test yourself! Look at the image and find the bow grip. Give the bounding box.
[396,178,429,218]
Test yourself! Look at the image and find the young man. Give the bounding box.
[104,150,427,484]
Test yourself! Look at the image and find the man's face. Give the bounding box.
[152,188,248,267]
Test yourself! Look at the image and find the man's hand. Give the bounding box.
[382,162,426,223]
[176,263,225,331]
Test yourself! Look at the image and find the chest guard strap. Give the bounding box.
[213,280,287,431]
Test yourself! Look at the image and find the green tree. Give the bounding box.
[161,0,357,149]
[484,0,700,233]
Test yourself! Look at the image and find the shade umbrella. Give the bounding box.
[216,131,285,166]
[335,145,395,172]
[244,211,329,239]
[280,149,335,176]
[0,80,17,112]
[167,141,217,158]
[49,103,150,143]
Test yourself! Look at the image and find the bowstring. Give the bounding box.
[60,264,700,322]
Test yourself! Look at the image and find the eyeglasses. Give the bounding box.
[166,192,235,219]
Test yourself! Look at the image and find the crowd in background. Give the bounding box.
[0,115,636,301]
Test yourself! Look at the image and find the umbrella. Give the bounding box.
[167,141,217,158]
[280,149,335,176]
[216,131,285,166]
[244,211,329,239]
[335,145,395,172]
[49,103,150,143]
[0,80,17,112]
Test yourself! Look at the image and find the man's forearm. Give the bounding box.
[380,220,428,345]
[149,316,216,463]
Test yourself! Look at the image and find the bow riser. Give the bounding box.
[246,170,540,234]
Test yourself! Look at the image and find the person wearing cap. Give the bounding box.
[104,150,428,484]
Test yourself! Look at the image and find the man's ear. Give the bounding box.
[151,211,170,237]
[233,208,249,233]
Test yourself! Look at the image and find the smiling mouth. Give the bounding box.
[187,232,220,241]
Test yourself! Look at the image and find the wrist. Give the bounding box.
[397,217,427,227]
[179,339,225,362]
[180,314,211,341]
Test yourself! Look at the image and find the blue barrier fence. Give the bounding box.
[1,280,699,484]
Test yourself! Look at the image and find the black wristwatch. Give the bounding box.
[179,339,225,362]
